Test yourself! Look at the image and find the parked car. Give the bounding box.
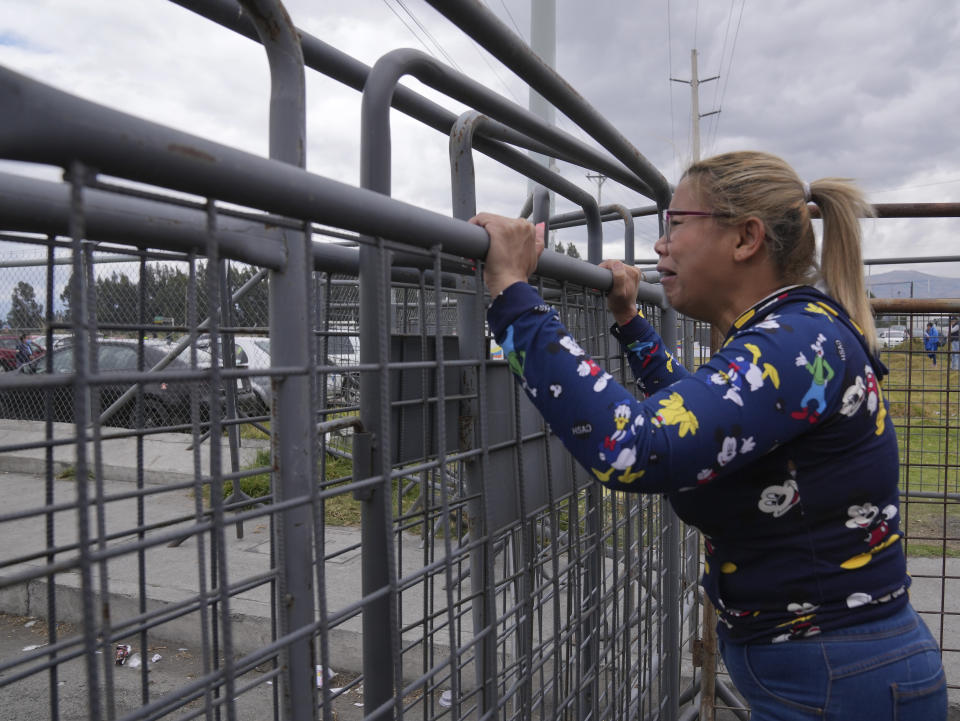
[322,332,359,367]
[197,334,272,414]
[196,333,359,409]
[877,328,908,348]
[0,339,258,428]
[319,331,359,405]
[0,335,44,371]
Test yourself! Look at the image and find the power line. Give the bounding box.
[471,48,523,104]
[666,0,679,176]
[389,0,522,105]
[867,177,960,194]
[381,0,438,60]
[498,0,524,37]
[468,1,524,104]
[708,0,746,150]
[392,0,464,72]
[705,0,737,149]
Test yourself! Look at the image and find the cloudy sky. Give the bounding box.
[1,0,959,280]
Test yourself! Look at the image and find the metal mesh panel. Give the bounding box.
[875,311,960,689]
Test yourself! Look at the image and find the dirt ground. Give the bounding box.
[903,499,960,556]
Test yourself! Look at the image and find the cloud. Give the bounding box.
[0,0,957,278]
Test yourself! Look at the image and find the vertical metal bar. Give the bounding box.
[67,161,101,721]
[599,204,635,266]
[429,244,463,720]
[659,306,682,721]
[135,255,150,706]
[206,201,239,721]
[188,251,217,721]
[43,238,60,719]
[237,3,318,719]
[359,43,405,721]
[449,110,546,717]
[449,110,495,715]
[314,270,335,721]
[531,185,550,227]
[85,238,118,720]
[218,259,243,539]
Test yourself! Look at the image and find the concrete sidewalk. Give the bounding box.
[0,419,445,679]
[0,419,277,653]
[0,417,268,485]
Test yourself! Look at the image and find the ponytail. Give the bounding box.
[811,180,877,352]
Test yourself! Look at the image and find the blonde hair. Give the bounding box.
[683,151,877,351]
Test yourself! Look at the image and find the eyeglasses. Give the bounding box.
[663,209,731,242]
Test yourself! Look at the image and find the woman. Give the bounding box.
[473,151,946,721]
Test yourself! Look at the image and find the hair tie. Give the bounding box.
[801,181,812,203]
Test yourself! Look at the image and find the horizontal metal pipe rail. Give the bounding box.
[809,202,960,218]
[0,170,464,288]
[425,0,672,207]
[0,66,619,292]
[0,170,287,270]
[364,48,647,239]
[872,298,960,313]
[550,204,661,229]
[866,255,960,266]
[168,0,659,199]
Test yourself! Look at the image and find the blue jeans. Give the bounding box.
[719,605,946,720]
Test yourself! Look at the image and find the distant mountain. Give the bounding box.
[865,270,960,299]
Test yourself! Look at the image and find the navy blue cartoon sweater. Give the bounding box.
[488,282,908,644]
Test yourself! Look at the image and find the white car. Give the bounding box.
[877,328,908,348]
[197,334,271,413]
[199,334,359,409]
[319,330,359,405]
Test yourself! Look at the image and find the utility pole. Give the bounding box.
[528,0,557,213]
[586,173,606,205]
[671,48,720,163]
[674,47,721,721]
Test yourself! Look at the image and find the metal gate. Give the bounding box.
[0,2,703,720]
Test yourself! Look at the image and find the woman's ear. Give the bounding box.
[733,217,767,262]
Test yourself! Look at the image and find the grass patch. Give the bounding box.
[218,447,435,530]
[318,452,362,526]
[239,422,270,441]
[878,340,960,556]
[55,465,94,481]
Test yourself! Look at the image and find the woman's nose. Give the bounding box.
[654,232,667,256]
